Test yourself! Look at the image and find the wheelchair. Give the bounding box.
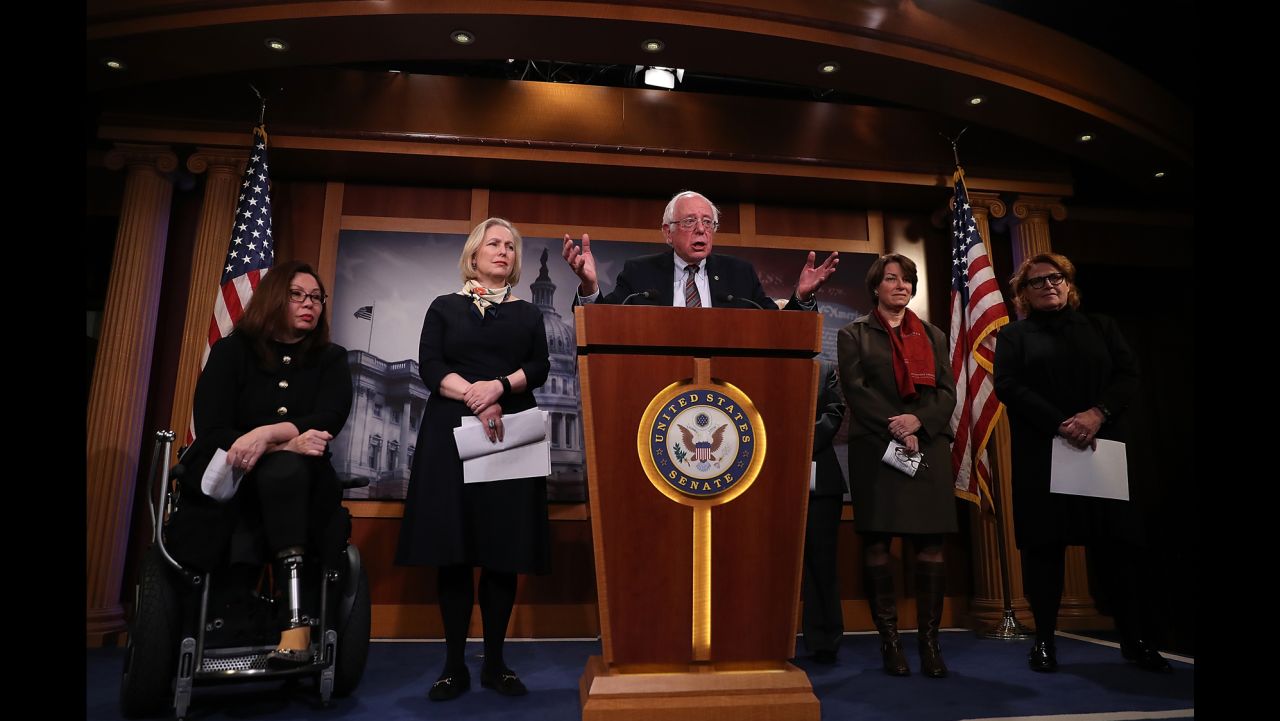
[120,431,372,719]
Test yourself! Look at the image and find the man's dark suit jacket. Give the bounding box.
[583,250,807,310]
[813,360,848,496]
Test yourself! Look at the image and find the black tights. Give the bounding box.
[1021,542,1151,644]
[437,565,518,673]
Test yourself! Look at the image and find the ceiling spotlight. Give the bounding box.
[451,30,475,45]
[1153,171,1166,179]
[264,38,289,52]
[103,58,126,71]
[1077,133,1094,143]
[818,61,840,74]
[967,95,985,106]
[641,39,665,53]
[642,66,680,90]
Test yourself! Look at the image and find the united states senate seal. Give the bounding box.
[637,380,766,505]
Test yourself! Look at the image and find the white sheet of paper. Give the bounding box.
[462,440,552,484]
[454,407,549,460]
[809,461,817,492]
[457,409,552,484]
[1050,437,1130,501]
[201,448,245,502]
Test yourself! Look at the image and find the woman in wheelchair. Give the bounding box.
[167,259,353,668]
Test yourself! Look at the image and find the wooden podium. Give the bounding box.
[575,305,822,721]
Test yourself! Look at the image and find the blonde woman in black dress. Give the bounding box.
[396,218,551,701]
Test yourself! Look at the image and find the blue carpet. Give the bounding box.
[88,631,1193,720]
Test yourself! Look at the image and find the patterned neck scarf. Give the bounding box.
[460,279,512,317]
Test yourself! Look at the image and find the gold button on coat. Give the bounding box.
[278,380,289,389]
[276,406,288,416]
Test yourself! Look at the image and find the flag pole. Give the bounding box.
[944,131,1033,640]
[250,84,267,126]
[367,303,375,353]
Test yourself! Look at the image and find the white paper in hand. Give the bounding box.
[454,407,549,460]
[880,439,922,478]
[1050,437,1130,501]
[201,448,245,502]
[455,408,552,484]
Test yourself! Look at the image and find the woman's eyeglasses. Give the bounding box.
[288,289,327,305]
[1026,272,1066,290]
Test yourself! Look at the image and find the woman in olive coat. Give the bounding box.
[836,253,956,678]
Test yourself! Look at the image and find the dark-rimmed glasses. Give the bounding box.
[1026,272,1066,290]
[894,447,928,471]
[288,288,327,305]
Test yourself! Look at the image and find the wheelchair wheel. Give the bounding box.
[332,558,370,697]
[120,546,182,718]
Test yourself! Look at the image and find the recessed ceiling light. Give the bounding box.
[451,30,475,45]
[642,39,664,53]
[818,61,840,74]
[1077,133,1094,143]
[1153,171,1166,179]
[388,69,401,74]
[103,58,126,71]
[967,95,986,106]
[264,38,289,52]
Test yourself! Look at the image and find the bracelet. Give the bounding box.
[497,375,512,395]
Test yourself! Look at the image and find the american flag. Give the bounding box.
[947,169,1009,504]
[189,124,275,443]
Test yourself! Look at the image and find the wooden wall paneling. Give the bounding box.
[316,182,344,294]
[470,188,489,226]
[341,184,472,219]
[490,190,669,230]
[754,204,869,240]
[271,180,328,266]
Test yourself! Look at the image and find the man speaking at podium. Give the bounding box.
[562,190,839,309]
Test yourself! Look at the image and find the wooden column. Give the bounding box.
[167,149,247,454]
[964,192,1032,629]
[1007,195,1103,629]
[87,144,178,645]
[1008,195,1066,273]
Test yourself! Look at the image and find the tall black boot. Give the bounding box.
[914,561,948,678]
[863,563,909,676]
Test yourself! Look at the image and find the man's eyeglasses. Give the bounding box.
[288,289,327,305]
[671,216,719,232]
[1026,272,1066,290]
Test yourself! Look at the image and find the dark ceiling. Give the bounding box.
[87,1,1196,211]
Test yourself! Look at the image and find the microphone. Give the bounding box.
[621,289,657,305]
[716,293,765,310]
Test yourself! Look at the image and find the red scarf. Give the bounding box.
[874,307,936,401]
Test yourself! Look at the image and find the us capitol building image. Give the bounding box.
[331,249,586,501]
